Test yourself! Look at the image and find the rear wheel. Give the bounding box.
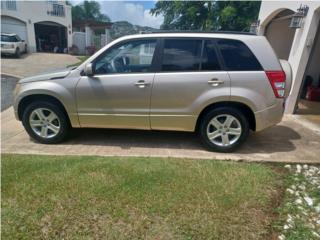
[199,107,249,152]
[22,101,69,144]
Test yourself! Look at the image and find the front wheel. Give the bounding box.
[22,101,70,144]
[15,48,20,58]
[199,107,249,152]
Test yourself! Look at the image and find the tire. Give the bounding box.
[22,101,70,144]
[15,47,20,58]
[198,107,250,153]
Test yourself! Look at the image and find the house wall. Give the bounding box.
[1,0,72,52]
[258,1,320,113]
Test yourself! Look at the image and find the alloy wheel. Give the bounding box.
[29,108,61,139]
[206,114,242,147]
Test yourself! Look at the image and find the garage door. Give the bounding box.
[1,16,27,43]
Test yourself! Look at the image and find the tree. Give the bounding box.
[71,0,110,22]
[150,1,261,31]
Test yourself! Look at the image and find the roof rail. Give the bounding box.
[140,30,256,36]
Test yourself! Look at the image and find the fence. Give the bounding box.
[72,32,86,55]
[72,32,107,55]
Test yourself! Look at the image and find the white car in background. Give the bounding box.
[1,33,27,58]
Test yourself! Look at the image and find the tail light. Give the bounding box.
[265,71,286,98]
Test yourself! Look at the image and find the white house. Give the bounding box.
[257,1,320,115]
[1,0,72,53]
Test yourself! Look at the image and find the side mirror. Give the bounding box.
[84,63,94,76]
[21,40,25,42]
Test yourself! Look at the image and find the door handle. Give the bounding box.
[208,78,224,87]
[134,80,150,88]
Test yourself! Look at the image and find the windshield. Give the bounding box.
[1,35,18,42]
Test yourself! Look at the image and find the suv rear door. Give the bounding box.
[150,38,231,131]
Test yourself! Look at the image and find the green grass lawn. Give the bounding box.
[2,154,283,240]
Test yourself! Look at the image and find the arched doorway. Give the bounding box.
[34,21,67,53]
[1,16,28,43]
[264,9,296,60]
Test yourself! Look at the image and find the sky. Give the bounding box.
[72,1,164,29]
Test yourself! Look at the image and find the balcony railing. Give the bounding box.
[47,3,65,17]
[1,0,17,11]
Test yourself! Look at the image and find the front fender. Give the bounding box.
[14,79,80,127]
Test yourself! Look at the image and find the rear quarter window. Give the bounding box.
[217,39,262,71]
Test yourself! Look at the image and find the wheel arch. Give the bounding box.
[17,94,71,125]
[195,101,256,132]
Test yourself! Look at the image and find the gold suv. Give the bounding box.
[13,32,291,152]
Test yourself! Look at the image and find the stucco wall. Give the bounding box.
[1,0,72,52]
[258,1,320,113]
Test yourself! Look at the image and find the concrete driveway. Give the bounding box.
[1,53,79,78]
[1,75,19,111]
[2,107,320,163]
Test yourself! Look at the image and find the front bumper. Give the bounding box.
[1,48,16,55]
[254,100,284,131]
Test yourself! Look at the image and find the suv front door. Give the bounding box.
[150,38,231,131]
[76,39,158,129]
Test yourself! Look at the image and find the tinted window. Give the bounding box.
[162,39,202,71]
[94,39,156,74]
[217,39,262,71]
[202,40,221,71]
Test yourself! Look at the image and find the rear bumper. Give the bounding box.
[254,100,284,131]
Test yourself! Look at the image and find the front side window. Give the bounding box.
[94,39,156,74]
[161,39,202,72]
[217,39,262,71]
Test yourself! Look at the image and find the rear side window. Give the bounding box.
[202,40,221,71]
[161,39,202,71]
[217,39,262,71]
